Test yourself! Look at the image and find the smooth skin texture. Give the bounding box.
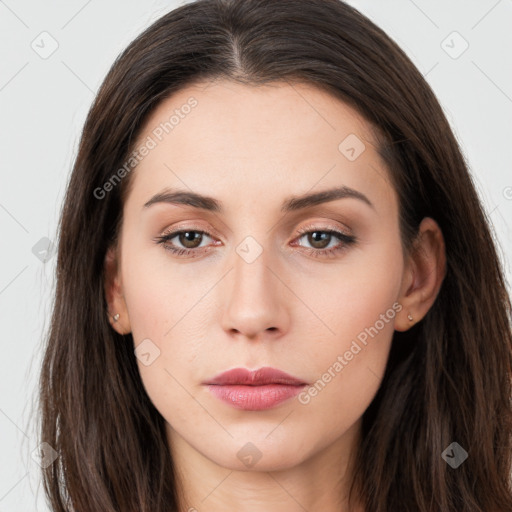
[105,80,446,512]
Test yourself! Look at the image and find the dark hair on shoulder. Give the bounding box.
[39,0,512,510]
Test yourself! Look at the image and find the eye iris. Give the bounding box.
[179,231,202,249]
[308,231,331,249]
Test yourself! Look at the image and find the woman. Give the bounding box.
[39,0,512,510]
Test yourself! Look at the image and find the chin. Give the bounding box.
[204,436,310,472]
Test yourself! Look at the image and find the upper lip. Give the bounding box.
[203,366,307,386]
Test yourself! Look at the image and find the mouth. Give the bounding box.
[202,366,308,411]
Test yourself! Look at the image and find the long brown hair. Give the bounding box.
[39,0,512,510]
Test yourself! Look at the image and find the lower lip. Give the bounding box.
[206,384,306,410]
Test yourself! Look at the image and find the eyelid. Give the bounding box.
[159,221,222,240]
[157,219,351,244]
[295,221,352,236]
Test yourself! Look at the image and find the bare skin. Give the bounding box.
[105,79,446,512]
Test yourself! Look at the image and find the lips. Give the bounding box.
[203,367,308,411]
[203,366,307,386]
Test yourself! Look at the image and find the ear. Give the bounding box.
[394,217,447,332]
[104,245,131,335]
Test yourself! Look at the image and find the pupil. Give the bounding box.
[180,231,201,248]
[310,231,330,249]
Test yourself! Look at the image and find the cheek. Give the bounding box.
[295,240,402,360]
[120,244,216,415]
[292,241,403,418]
[121,238,206,342]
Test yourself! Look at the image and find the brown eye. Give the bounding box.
[154,228,217,257]
[292,225,357,259]
[177,231,203,249]
[305,231,332,249]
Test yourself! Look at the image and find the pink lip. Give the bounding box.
[203,367,307,411]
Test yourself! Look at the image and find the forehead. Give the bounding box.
[127,79,397,219]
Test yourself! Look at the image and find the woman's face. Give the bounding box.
[110,80,412,472]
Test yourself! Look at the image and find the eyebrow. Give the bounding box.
[143,185,375,213]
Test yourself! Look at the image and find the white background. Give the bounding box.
[0,0,511,510]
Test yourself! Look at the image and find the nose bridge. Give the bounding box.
[233,236,272,297]
[233,233,277,305]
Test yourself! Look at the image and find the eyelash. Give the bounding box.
[154,223,357,259]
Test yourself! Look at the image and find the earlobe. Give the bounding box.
[104,245,131,335]
[394,309,415,332]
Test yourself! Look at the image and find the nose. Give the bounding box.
[220,243,290,341]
